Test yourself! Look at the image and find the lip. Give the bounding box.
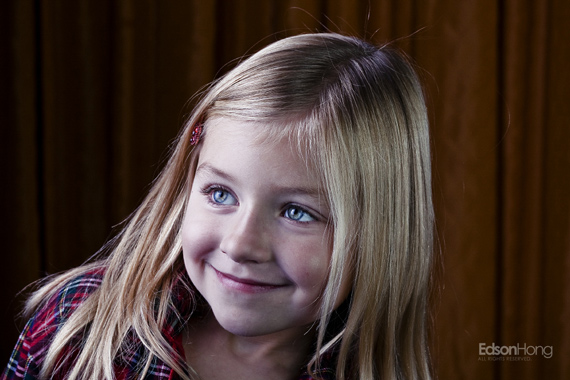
[212,267,285,293]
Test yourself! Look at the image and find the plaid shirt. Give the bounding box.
[2,269,335,380]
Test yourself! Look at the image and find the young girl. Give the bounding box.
[2,33,434,380]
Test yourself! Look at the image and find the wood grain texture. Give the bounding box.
[1,1,568,378]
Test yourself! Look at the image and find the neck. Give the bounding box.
[184,311,316,380]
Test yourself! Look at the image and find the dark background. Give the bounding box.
[1,1,569,379]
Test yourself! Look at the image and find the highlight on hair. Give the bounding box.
[27,33,434,380]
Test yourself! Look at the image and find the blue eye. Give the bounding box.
[284,206,315,222]
[210,189,237,205]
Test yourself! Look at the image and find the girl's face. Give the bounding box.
[182,117,348,339]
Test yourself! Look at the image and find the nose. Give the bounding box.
[219,207,272,264]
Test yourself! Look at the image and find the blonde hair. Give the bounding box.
[28,33,433,380]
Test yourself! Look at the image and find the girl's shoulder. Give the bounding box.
[36,266,106,324]
[1,267,106,380]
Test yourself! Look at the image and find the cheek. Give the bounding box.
[181,215,219,292]
[181,197,217,263]
[285,232,352,309]
[181,218,200,275]
[281,237,332,291]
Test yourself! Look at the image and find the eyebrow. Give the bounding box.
[195,162,324,200]
[196,162,237,183]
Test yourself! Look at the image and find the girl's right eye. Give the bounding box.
[205,187,238,206]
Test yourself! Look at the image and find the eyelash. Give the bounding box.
[199,184,319,223]
[200,185,236,206]
[281,204,317,223]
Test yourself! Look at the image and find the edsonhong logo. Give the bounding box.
[478,343,553,361]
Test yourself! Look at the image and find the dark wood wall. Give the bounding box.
[1,1,569,379]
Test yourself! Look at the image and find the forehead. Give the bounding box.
[197,117,323,188]
[202,117,309,161]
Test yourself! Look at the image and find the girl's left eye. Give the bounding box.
[283,206,315,223]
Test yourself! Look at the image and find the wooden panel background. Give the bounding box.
[1,1,568,379]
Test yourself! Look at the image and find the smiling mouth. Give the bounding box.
[212,267,285,293]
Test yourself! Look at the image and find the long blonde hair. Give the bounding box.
[28,33,433,380]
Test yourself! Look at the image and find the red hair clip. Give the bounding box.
[190,123,203,146]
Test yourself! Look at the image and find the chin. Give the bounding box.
[215,314,281,337]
